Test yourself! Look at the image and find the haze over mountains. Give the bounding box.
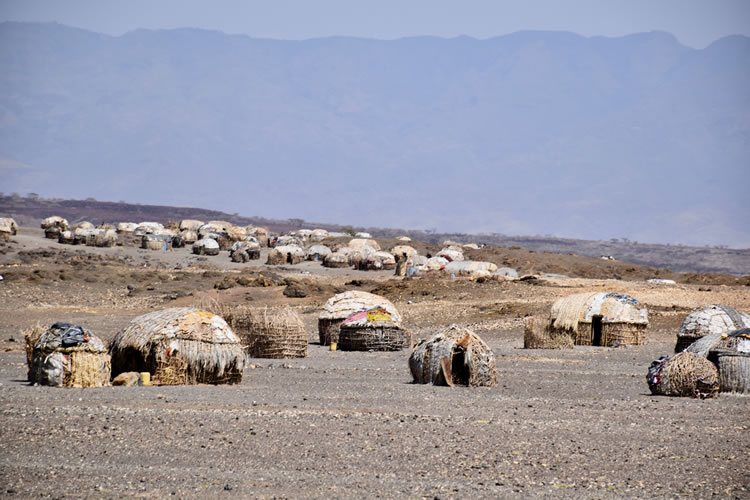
[1,22,748,247]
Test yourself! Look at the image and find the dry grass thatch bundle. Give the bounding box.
[318,291,401,345]
[707,329,750,394]
[523,316,574,349]
[110,308,244,385]
[647,352,719,398]
[409,325,497,387]
[676,305,750,353]
[26,322,111,388]
[549,292,648,346]
[267,245,305,265]
[221,306,307,358]
[338,307,410,351]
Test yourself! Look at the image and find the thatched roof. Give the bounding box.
[116,222,138,233]
[436,247,464,262]
[550,292,648,332]
[424,256,449,271]
[0,217,17,234]
[194,238,219,250]
[179,219,204,231]
[319,291,401,324]
[647,352,719,397]
[348,238,380,251]
[271,244,305,257]
[41,216,68,230]
[306,244,332,259]
[678,305,750,340]
[390,245,417,258]
[409,325,497,387]
[396,236,411,241]
[444,260,497,278]
[110,308,244,381]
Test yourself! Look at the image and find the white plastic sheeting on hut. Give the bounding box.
[444,260,497,279]
[551,292,648,332]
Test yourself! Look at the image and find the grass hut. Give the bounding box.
[323,251,350,268]
[348,238,380,251]
[230,240,261,262]
[222,306,307,358]
[94,228,118,247]
[134,222,165,236]
[26,322,111,387]
[359,251,397,271]
[0,217,18,240]
[396,236,412,242]
[444,260,497,279]
[110,308,244,385]
[180,229,199,244]
[306,244,332,262]
[179,219,204,231]
[409,325,497,387]
[436,247,464,262]
[310,229,329,241]
[267,245,305,265]
[338,307,410,351]
[193,238,220,256]
[675,305,750,353]
[707,329,750,394]
[116,222,138,233]
[523,316,575,349]
[549,292,648,347]
[40,216,68,239]
[390,245,418,259]
[318,291,401,345]
[246,226,269,246]
[142,233,172,251]
[647,352,719,398]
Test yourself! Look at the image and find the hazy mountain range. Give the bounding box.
[1,22,748,247]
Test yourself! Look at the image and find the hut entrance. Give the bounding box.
[442,346,469,386]
[286,252,293,264]
[592,315,603,346]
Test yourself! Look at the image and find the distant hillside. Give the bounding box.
[2,196,747,275]
[0,23,748,247]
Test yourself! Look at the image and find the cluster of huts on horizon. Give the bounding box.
[34,215,518,279]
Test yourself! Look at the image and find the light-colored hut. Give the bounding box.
[348,238,380,251]
[354,232,372,238]
[310,229,329,241]
[94,228,118,247]
[142,233,172,251]
[222,306,307,358]
[338,306,410,351]
[647,352,719,398]
[675,305,750,353]
[306,244,332,262]
[272,235,302,248]
[40,216,68,239]
[436,247,464,262]
[494,267,519,279]
[396,236,412,242]
[116,222,138,233]
[109,308,244,385]
[134,222,164,236]
[57,230,74,245]
[230,240,261,262]
[359,251,397,271]
[424,256,449,271]
[179,219,204,231]
[390,245,418,259]
[323,251,350,268]
[0,217,18,240]
[409,325,497,387]
[267,245,305,265]
[444,260,497,279]
[548,292,648,347]
[27,322,111,388]
[318,291,401,345]
[193,238,220,256]
[246,226,269,246]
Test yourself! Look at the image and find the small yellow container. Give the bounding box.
[329,342,337,351]
[139,372,151,386]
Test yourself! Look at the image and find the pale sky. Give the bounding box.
[1,0,749,48]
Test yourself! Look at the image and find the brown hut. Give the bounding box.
[523,316,574,349]
[338,307,410,351]
[142,233,172,251]
[230,240,261,263]
[675,305,750,353]
[409,325,497,387]
[323,251,351,268]
[318,291,401,346]
[109,308,244,385]
[647,351,719,398]
[40,216,68,239]
[223,306,307,358]
[548,292,648,347]
[707,329,750,394]
[267,245,305,265]
[27,322,111,388]
[0,217,18,240]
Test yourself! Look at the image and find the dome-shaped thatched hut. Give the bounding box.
[707,329,750,394]
[647,351,719,398]
[179,219,204,232]
[142,233,172,251]
[110,308,244,385]
[0,217,18,240]
[28,322,111,388]
[409,325,497,387]
[548,292,648,347]
[323,251,350,268]
[230,240,261,262]
[358,251,396,271]
[193,238,220,256]
[444,260,497,279]
[338,306,410,351]
[40,216,68,239]
[267,245,305,265]
[222,306,307,358]
[306,244,332,262]
[675,305,750,353]
[318,291,401,346]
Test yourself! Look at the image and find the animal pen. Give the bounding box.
[109,308,245,385]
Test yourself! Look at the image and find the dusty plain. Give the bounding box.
[1,228,748,498]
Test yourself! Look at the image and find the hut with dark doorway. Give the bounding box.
[230,240,261,262]
[267,244,305,265]
[40,216,68,239]
[193,238,220,256]
[109,308,244,385]
[26,322,111,387]
[675,305,750,353]
[409,325,497,387]
[338,306,410,351]
[548,292,648,347]
[318,291,401,346]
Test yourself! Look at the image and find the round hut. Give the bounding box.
[318,291,401,346]
[396,236,412,242]
[193,238,220,256]
[267,245,305,265]
[348,238,380,251]
[179,219,204,232]
[134,222,165,236]
[323,251,350,268]
[179,229,199,245]
[116,222,138,233]
[0,217,18,240]
[310,229,329,241]
[424,256,449,271]
[246,226,269,246]
[28,322,111,387]
[444,260,497,279]
[409,325,497,387]
[94,228,118,247]
[142,233,172,251]
[436,247,464,262]
[338,306,410,351]
[359,251,397,271]
[306,244,332,262]
[40,216,68,239]
[230,240,261,262]
[675,305,750,353]
[647,351,719,398]
[109,308,244,385]
[707,328,750,394]
[548,292,648,347]
[223,306,307,358]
